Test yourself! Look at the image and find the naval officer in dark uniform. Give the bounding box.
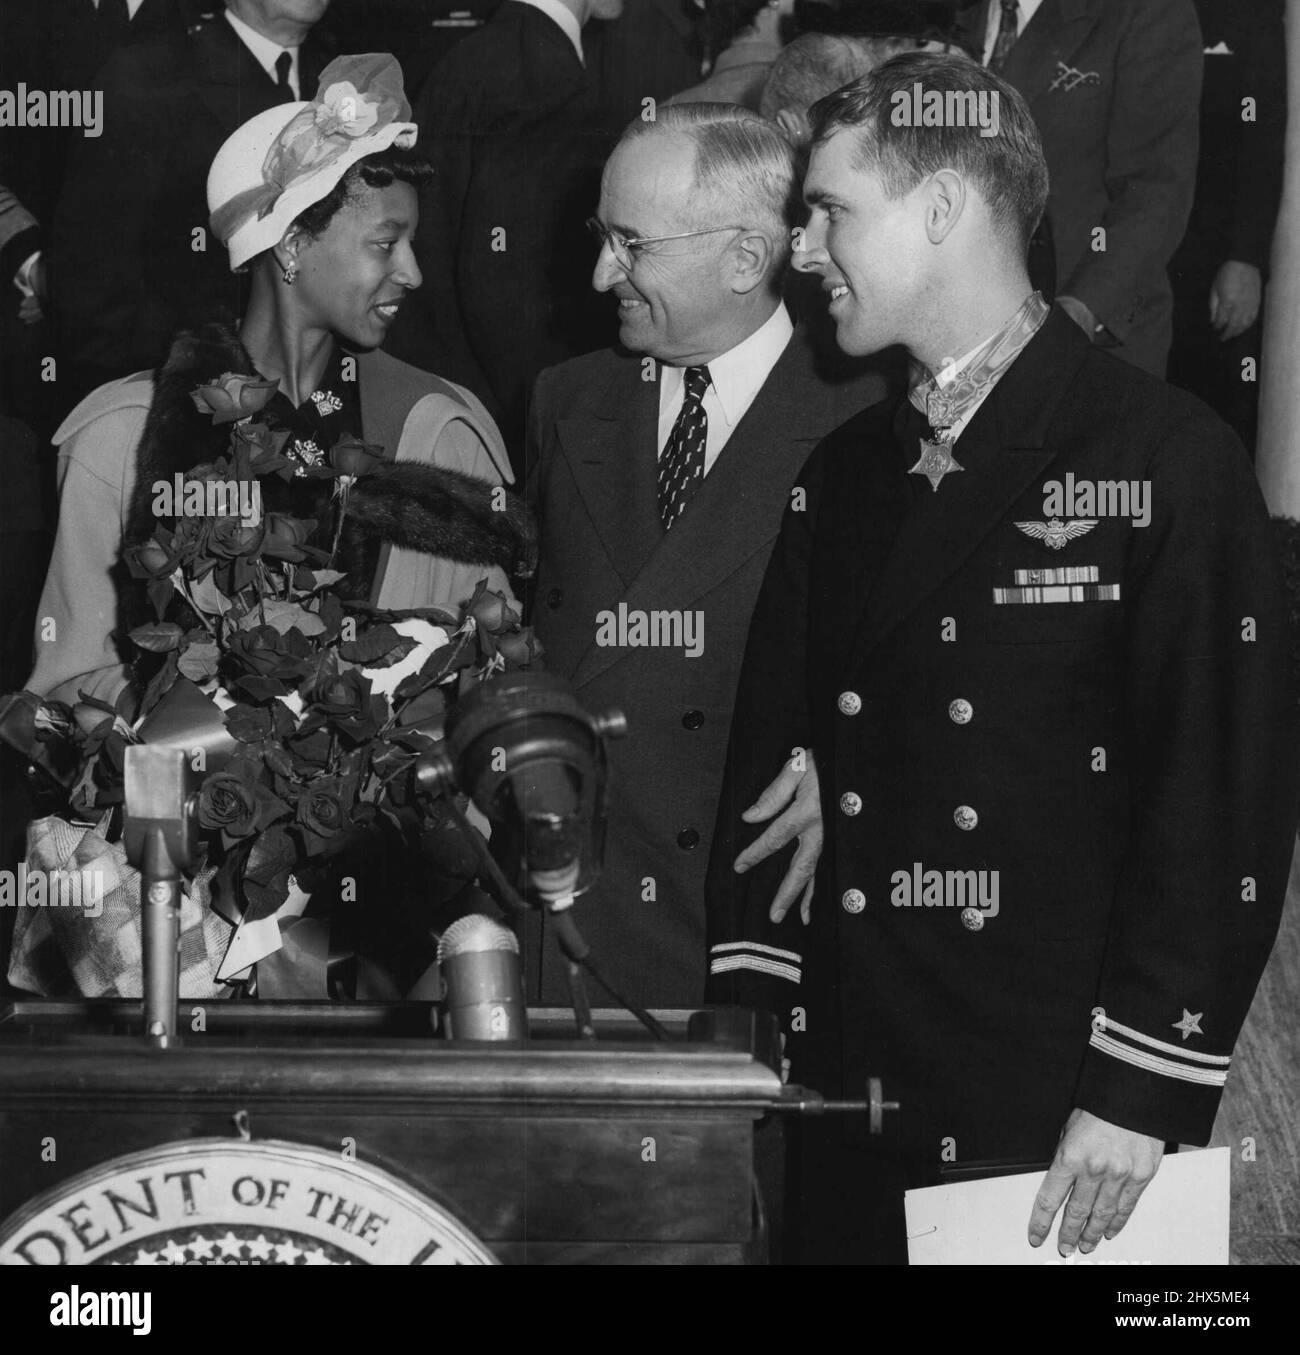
[705,51,1299,1263]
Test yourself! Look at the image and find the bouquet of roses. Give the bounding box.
[2,373,539,985]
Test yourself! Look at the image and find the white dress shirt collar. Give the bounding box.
[512,0,585,66]
[94,0,148,15]
[224,7,301,99]
[657,303,794,475]
[701,301,794,428]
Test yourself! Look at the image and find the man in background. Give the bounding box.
[50,0,334,411]
[385,0,626,471]
[957,0,1202,376]
[1168,0,1286,455]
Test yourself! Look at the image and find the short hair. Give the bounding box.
[759,33,915,122]
[808,50,1048,250]
[292,145,435,242]
[617,103,798,282]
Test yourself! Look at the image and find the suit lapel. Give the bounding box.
[1001,0,1102,106]
[846,309,1091,671]
[570,332,824,689]
[555,360,662,592]
[193,17,281,135]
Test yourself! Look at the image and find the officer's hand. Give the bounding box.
[734,751,822,925]
[1209,260,1262,340]
[1027,1108,1165,1256]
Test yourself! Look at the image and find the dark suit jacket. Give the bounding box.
[49,12,331,407]
[526,324,886,1007]
[0,0,183,228]
[384,2,618,466]
[959,0,1203,376]
[707,308,1297,1166]
[1177,0,1286,277]
[585,0,704,130]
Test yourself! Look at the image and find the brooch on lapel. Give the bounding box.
[1049,62,1101,93]
[1014,517,1098,551]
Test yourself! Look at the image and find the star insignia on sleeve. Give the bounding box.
[1172,1008,1204,1040]
[1014,516,1098,551]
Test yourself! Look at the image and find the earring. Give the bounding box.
[282,262,298,285]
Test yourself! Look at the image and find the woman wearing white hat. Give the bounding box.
[28,53,529,711]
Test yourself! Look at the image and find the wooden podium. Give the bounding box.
[0,1002,791,1264]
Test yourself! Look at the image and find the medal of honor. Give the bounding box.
[910,436,964,491]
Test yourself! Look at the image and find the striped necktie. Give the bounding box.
[989,0,1019,72]
[658,365,711,529]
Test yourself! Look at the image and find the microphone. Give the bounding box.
[437,914,528,1042]
[123,745,198,1048]
[415,672,626,910]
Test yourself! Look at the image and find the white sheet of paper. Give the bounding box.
[905,1146,1229,1265]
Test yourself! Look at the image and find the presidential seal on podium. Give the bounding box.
[0,1139,497,1265]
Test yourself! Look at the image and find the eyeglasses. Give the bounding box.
[586,217,744,270]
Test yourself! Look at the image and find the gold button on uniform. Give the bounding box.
[837,691,862,716]
[948,698,973,724]
[840,791,862,816]
[961,906,984,931]
[841,888,866,914]
[954,805,978,831]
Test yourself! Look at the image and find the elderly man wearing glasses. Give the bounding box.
[523,102,885,1009]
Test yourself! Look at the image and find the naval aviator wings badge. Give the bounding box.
[1014,516,1098,551]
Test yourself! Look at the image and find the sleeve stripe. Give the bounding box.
[709,954,801,985]
[709,940,803,964]
[1099,1015,1232,1066]
[1090,1032,1228,1087]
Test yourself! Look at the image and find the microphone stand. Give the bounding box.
[439,795,669,1043]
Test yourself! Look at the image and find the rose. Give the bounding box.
[190,373,278,424]
[71,702,114,740]
[493,628,541,668]
[310,667,369,719]
[297,776,350,842]
[197,772,259,841]
[468,589,518,635]
[208,514,266,558]
[227,624,310,678]
[329,436,385,480]
[128,539,174,576]
[262,513,314,562]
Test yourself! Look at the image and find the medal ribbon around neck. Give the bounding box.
[917,290,1051,435]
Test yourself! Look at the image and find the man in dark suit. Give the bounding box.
[1168,0,1286,455]
[385,0,626,469]
[527,102,885,1008]
[0,0,184,235]
[586,0,707,129]
[49,0,333,410]
[707,52,1296,1262]
[955,0,1202,377]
